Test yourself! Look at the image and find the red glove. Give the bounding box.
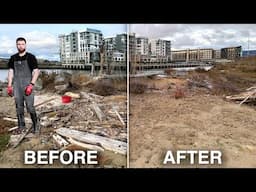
[25,84,33,96]
[7,86,13,97]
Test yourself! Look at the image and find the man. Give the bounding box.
[7,37,40,134]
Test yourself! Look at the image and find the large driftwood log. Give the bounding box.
[56,128,127,155]
[67,137,104,152]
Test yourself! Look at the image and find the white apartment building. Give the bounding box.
[136,37,149,55]
[59,28,103,64]
[150,39,171,57]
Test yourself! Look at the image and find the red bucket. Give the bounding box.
[62,95,72,103]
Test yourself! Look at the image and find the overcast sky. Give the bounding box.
[0,24,126,61]
[130,24,256,51]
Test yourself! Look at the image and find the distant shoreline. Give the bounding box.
[0,64,63,69]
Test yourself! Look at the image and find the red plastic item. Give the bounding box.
[62,95,72,103]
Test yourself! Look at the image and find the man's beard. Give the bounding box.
[18,48,26,53]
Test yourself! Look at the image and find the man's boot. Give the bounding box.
[15,114,26,134]
[30,112,40,135]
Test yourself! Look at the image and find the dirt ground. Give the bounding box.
[129,78,256,168]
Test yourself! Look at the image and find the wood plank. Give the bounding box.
[56,128,127,155]
[3,117,32,124]
[91,103,106,122]
[52,134,69,147]
[12,127,32,148]
[34,98,55,108]
[88,93,104,99]
[8,126,18,132]
[239,91,256,106]
[67,137,104,152]
[113,107,125,126]
[80,92,94,100]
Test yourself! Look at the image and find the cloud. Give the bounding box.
[131,24,256,50]
[0,36,16,56]
[0,31,59,60]
[21,31,59,60]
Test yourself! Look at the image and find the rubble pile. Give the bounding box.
[8,91,127,155]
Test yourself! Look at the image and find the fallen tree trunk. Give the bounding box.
[56,128,127,155]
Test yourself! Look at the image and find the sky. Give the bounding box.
[0,24,126,61]
[130,24,256,51]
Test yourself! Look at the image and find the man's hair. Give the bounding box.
[16,37,26,43]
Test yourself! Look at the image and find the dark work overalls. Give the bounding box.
[13,55,38,133]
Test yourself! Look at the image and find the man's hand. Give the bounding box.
[7,86,13,97]
[25,84,33,96]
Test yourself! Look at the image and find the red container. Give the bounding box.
[62,95,72,103]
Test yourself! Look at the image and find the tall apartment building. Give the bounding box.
[150,39,171,57]
[104,37,116,52]
[129,33,136,63]
[115,33,127,53]
[136,37,149,55]
[103,36,115,62]
[59,28,103,64]
[103,34,127,63]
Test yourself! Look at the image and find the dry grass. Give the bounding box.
[92,79,116,96]
[164,68,174,75]
[187,59,256,95]
[70,73,90,88]
[41,71,56,91]
[174,86,185,99]
[130,78,147,94]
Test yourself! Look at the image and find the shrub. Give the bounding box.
[92,79,116,96]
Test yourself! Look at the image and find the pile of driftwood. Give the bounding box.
[226,87,256,106]
[6,91,127,155]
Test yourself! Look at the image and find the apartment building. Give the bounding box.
[59,28,103,64]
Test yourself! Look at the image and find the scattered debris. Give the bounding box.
[226,87,256,105]
[187,79,213,90]
[10,126,32,148]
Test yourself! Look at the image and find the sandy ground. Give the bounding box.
[129,87,256,168]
